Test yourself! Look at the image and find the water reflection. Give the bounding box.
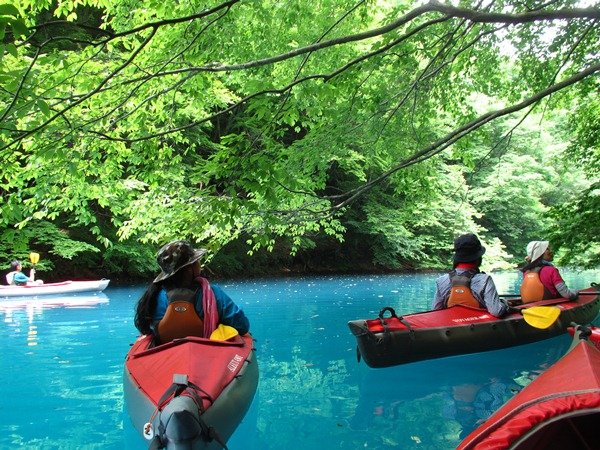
[348,336,570,447]
[0,294,109,347]
[0,293,109,323]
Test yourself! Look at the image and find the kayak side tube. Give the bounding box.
[348,293,600,368]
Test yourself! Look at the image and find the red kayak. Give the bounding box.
[123,333,258,449]
[348,287,600,368]
[569,323,600,350]
[457,324,600,449]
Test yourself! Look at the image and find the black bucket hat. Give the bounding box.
[453,233,486,264]
[153,240,207,283]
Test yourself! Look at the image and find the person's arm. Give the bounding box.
[540,265,577,300]
[212,284,250,334]
[547,266,578,300]
[432,276,449,310]
[151,289,168,321]
[555,281,578,300]
[480,275,509,318]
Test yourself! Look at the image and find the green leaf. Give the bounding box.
[0,4,19,17]
[36,99,51,116]
[5,42,16,57]
[10,18,27,38]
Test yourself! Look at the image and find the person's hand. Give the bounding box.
[501,299,519,314]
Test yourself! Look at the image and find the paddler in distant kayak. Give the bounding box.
[432,233,509,318]
[134,240,250,344]
[5,260,43,286]
[519,240,578,303]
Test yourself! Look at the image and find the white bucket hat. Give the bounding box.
[526,241,549,262]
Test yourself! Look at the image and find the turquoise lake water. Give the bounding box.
[1,270,598,449]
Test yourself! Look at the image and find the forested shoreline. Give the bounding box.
[1,1,598,283]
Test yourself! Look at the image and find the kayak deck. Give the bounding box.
[124,333,259,449]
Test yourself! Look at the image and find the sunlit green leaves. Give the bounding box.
[0,3,27,41]
[0,0,597,276]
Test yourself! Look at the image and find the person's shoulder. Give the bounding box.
[156,287,168,301]
[540,264,559,274]
[473,271,493,282]
[210,282,229,296]
[543,264,563,280]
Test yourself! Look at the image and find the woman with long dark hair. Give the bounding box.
[134,240,249,343]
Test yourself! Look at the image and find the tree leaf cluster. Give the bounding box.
[0,0,598,279]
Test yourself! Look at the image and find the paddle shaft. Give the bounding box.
[500,291,599,298]
[28,252,40,282]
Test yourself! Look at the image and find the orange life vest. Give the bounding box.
[156,288,204,344]
[447,270,482,308]
[520,266,552,303]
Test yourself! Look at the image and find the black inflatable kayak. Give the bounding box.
[348,287,600,368]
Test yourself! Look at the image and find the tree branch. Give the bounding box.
[329,62,600,209]
[427,0,600,23]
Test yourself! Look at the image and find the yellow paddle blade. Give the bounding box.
[521,306,561,329]
[29,252,40,264]
[209,324,239,341]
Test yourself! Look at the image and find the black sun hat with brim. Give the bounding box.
[153,240,207,283]
[453,233,486,264]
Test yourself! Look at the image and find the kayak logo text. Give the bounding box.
[228,354,243,372]
[452,315,491,323]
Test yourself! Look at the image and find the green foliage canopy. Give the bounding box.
[0,0,598,273]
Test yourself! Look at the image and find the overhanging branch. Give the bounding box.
[329,62,600,209]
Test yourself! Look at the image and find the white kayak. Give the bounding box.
[0,279,110,297]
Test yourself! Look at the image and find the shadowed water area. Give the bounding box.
[1,270,598,449]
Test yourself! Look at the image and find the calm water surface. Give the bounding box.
[1,270,598,449]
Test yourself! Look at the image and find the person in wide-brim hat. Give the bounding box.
[153,240,208,283]
[520,240,578,301]
[133,240,250,340]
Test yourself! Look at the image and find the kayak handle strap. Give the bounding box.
[378,306,398,320]
[377,306,415,339]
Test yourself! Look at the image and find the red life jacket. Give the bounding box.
[520,266,553,303]
[447,270,482,309]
